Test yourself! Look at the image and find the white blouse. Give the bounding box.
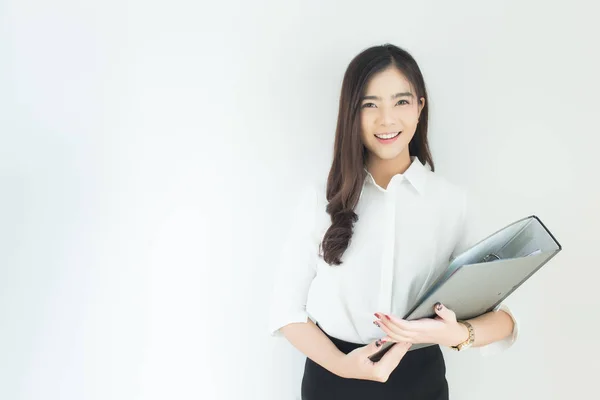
[268,157,519,356]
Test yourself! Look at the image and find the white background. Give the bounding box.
[1,1,599,399]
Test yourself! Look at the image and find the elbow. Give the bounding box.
[478,305,520,357]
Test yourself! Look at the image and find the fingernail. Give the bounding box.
[385,314,391,321]
[374,313,380,318]
[373,321,380,327]
[436,303,443,311]
[375,340,382,347]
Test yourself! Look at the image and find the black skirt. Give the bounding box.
[301,324,449,400]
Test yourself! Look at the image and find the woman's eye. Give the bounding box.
[361,100,409,108]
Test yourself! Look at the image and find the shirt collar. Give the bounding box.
[363,156,429,194]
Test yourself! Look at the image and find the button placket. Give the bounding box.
[376,184,397,316]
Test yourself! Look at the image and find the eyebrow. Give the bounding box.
[360,92,414,101]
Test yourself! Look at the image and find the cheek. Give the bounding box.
[360,115,372,138]
[401,130,417,147]
[399,115,419,137]
[360,113,369,127]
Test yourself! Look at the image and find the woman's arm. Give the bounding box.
[280,320,346,376]
[280,319,414,382]
[373,303,518,352]
[464,309,515,348]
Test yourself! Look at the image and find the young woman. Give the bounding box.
[268,44,518,399]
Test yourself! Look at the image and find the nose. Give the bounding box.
[377,106,396,127]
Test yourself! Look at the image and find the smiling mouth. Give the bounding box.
[374,131,401,140]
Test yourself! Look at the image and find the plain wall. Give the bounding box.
[1,0,599,399]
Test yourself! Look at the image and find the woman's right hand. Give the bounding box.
[336,340,412,382]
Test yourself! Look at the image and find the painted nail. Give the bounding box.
[385,314,391,321]
[373,321,380,327]
[436,303,443,311]
[374,313,380,318]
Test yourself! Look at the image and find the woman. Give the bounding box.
[268,44,518,399]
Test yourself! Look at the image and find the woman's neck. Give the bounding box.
[366,151,412,190]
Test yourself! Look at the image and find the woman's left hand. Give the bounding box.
[373,303,469,347]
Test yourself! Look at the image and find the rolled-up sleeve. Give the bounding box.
[478,301,520,356]
[268,185,320,337]
[452,189,520,355]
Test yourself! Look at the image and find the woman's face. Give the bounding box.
[360,67,425,163]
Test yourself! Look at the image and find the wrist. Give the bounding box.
[449,320,475,351]
[331,352,349,378]
[453,321,470,346]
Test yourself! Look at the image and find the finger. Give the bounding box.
[377,312,422,333]
[380,335,409,343]
[365,339,386,354]
[375,319,411,339]
[378,341,412,370]
[374,320,415,343]
[433,302,456,322]
[363,338,391,360]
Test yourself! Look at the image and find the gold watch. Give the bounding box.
[450,320,474,351]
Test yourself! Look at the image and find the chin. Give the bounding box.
[372,149,406,161]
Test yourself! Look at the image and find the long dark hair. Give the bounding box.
[320,44,434,266]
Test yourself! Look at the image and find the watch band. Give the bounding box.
[450,320,475,351]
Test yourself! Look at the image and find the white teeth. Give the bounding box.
[375,132,400,139]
